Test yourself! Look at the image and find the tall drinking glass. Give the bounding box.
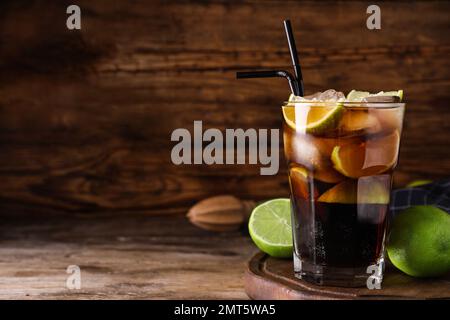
[283,101,405,287]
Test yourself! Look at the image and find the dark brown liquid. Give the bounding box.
[282,104,403,285]
[291,190,388,268]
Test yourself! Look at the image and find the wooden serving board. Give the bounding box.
[245,253,450,300]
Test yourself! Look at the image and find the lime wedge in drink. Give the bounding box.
[248,199,293,258]
[282,103,344,135]
[346,90,403,102]
[330,131,400,178]
[318,179,390,204]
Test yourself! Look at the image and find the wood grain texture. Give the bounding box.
[0,214,256,299]
[0,1,449,215]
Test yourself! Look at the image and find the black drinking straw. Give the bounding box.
[235,19,304,97]
[236,70,300,96]
[283,19,304,96]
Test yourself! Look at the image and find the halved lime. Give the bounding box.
[282,103,344,135]
[248,199,293,258]
[346,90,403,102]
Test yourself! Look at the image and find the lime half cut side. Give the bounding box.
[248,198,293,258]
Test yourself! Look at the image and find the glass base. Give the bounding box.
[293,253,385,288]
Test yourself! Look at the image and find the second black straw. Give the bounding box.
[283,19,304,96]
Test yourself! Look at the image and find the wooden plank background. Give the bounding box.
[0,0,449,216]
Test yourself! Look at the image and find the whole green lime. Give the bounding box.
[387,205,450,277]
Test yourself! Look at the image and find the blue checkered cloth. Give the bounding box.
[390,179,450,216]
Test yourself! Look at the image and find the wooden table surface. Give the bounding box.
[0,214,256,299]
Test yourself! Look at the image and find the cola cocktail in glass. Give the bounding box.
[283,91,405,286]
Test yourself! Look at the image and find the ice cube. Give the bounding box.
[317,89,346,101]
[371,107,404,134]
[302,92,322,100]
[289,93,319,102]
[294,89,345,102]
[340,109,381,134]
[284,132,325,170]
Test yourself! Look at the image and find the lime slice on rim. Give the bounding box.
[282,103,344,135]
[346,90,403,102]
[346,90,371,102]
[248,198,293,258]
[383,90,404,101]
